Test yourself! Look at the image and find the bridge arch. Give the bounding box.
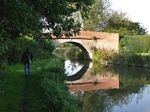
[50,31,119,60]
[63,41,91,60]
[52,39,93,60]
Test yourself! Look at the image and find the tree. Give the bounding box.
[0,0,94,39]
[0,0,94,64]
[82,0,147,35]
[103,11,147,36]
[83,0,111,31]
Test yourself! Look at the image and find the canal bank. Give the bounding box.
[0,58,79,112]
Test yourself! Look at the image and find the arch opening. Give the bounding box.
[64,41,91,60]
[53,41,91,81]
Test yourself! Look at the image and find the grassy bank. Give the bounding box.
[110,53,150,68]
[0,57,78,112]
[93,49,150,68]
[92,35,150,68]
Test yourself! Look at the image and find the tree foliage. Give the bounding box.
[103,11,147,36]
[83,0,111,31]
[0,0,94,65]
[0,0,94,39]
[83,0,147,35]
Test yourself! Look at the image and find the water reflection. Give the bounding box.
[76,85,150,112]
[113,85,150,112]
[66,60,90,81]
[65,60,84,76]
[64,60,150,112]
[67,69,119,92]
[65,61,119,91]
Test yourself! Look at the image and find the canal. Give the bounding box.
[65,60,150,112]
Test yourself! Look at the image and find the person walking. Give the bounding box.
[21,48,33,77]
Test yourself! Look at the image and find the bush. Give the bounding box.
[7,35,55,64]
[40,58,79,112]
[41,77,78,112]
[110,53,150,68]
[120,35,150,54]
[0,35,13,66]
[93,49,114,63]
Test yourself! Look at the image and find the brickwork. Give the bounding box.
[51,31,119,59]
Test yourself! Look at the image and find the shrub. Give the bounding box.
[7,35,55,64]
[93,49,114,63]
[120,35,150,54]
[110,53,150,68]
[40,58,79,112]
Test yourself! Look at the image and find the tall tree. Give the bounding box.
[0,0,94,39]
[83,0,111,31]
[0,0,94,65]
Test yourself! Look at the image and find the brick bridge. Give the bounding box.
[51,31,119,60]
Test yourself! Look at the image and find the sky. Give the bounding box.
[111,0,150,34]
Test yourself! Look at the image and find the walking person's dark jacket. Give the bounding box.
[21,48,33,64]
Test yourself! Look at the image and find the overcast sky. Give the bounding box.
[111,0,150,34]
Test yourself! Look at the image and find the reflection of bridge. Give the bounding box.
[51,31,119,60]
[67,80,119,92]
[66,65,119,92]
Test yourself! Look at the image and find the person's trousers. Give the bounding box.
[24,63,30,77]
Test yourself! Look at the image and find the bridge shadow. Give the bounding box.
[66,60,90,81]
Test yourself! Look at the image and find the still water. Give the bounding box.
[65,60,150,112]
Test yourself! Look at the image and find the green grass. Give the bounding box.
[0,58,54,112]
[0,66,24,112]
[0,56,79,112]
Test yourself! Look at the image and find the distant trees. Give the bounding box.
[103,11,147,36]
[83,0,147,35]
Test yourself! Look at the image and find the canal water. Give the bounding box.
[65,60,150,112]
